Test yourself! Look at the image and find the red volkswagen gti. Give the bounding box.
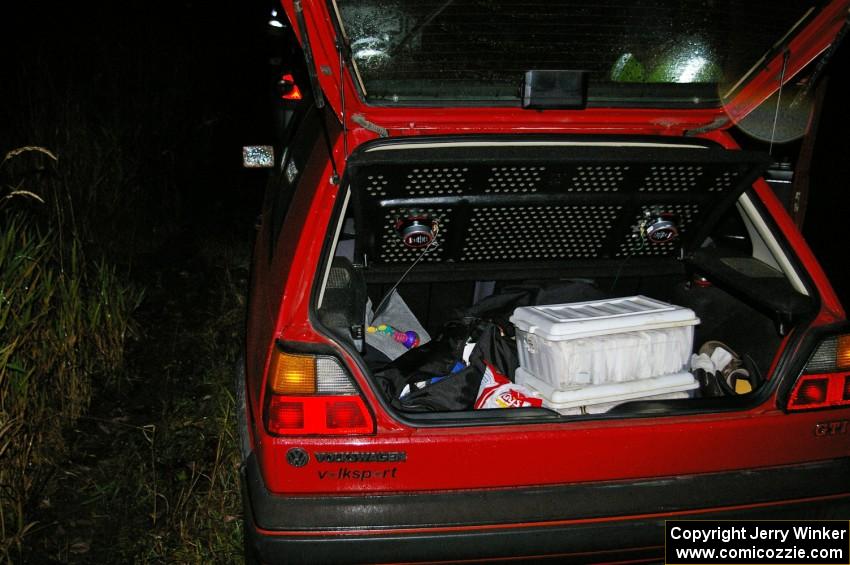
[238,1,850,563]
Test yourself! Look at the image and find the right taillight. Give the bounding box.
[264,347,374,435]
[787,334,850,411]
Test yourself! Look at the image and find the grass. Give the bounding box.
[116,250,247,563]
[1,8,263,560]
[0,149,144,561]
[3,208,251,563]
[1,111,253,565]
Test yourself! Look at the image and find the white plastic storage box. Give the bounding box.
[510,296,699,389]
[516,368,699,414]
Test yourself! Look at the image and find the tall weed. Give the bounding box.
[0,151,143,561]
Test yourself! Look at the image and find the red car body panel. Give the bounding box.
[255,406,850,494]
[244,120,850,496]
[241,2,850,561]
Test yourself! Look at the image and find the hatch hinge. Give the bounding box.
[684,116,730,136]
[351,114,389,138]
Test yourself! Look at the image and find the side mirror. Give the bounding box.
[242,145,274,169]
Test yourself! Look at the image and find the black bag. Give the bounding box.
[463,285,538,335]
[394,366,483,412]
[372,319,476,410]
[373,317,522,412]
[468,323,519,381]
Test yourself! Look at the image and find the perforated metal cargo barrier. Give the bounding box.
[346,137,769,274]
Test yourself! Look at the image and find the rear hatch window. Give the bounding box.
[333,0,818,106]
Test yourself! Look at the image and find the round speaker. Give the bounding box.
[395,217,436,249]
[644,213,679,244]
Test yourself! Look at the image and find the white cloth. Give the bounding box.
[690,352,716,373]
[709,347,734,372]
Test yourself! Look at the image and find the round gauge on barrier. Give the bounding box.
[644,213,679,244]
[395,217,436,249]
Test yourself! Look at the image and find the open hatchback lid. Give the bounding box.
[282,0,849,135]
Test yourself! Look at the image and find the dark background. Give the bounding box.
[801,42,850,308]
[2,0,272,251]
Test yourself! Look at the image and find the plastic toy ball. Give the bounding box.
[367,324,420,349]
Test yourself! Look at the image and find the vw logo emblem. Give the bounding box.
[286,447,309,468]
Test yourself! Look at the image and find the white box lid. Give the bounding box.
[510,295,699,340]
[518,368,698,408]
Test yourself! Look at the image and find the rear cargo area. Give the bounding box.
[316,136,817,419]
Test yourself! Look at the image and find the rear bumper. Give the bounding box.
[241,455,850,564]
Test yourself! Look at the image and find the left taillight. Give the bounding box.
[787,334,850,411]
[264,348,374,435]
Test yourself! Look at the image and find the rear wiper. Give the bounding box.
[387,0,454,57]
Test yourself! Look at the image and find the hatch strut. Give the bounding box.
[790,13,849,107]
[338,39,349,160]
[294,0,340,183]
[293,0,324,110]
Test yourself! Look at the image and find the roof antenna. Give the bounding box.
[769,50,790,156]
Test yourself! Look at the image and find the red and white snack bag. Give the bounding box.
[475,362,543,409]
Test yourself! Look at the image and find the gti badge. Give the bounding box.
[814,420,849,436]
[286,447,310,467]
